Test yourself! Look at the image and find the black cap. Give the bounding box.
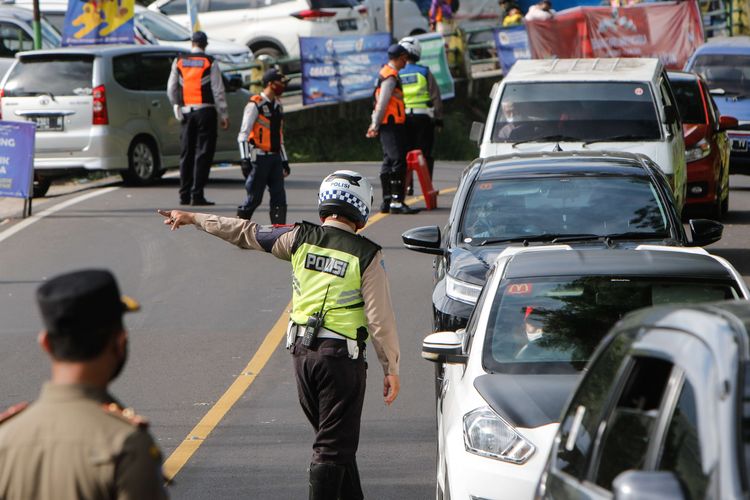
[37,269,139,337]
[387,43,408,59]
[262,68,288,87]
[191,30,208,45]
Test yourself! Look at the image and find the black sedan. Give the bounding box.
[402,151,724,332]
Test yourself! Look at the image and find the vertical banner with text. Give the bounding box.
[62,0,135,46]
[0,121,36,200]
[493,26,531,74]
[412,32,455,100]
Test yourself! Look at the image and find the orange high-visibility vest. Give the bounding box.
[176,54,214,106]
[247,94,283,153]
[374,64,405,125]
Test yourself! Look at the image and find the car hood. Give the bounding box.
[161,38,251,56]
[683,123,708,146]
[712,95,750,121]
[474,372,581,428]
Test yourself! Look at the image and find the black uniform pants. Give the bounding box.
[378,123,406,180]
[405,113,435,178]
[179,107,217,202]
[292,338,366,465]
[241,153,287,211]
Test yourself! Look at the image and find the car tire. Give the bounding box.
[122,138,159,186]
[32,177,51,198]
[251,44,282,61]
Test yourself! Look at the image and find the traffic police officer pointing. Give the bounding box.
[0,269,168,499]
[237,68,291,224]
[158,170,400,499]
[168,30,230,206]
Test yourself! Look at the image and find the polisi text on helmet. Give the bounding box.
[331,181,351,189]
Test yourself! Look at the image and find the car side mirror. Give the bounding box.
[402,225,443,255]
[719,115,738,131]
[689,218,723,246]
[613,470,685,500]
[422,331,468,364]
[470,121,485,145]
[225,74,244,92]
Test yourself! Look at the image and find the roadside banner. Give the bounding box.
[411,32,455,100]
[525,1,704,69]
[0,121,35,200]
[187,0,201,32]
[300,33,390,106]
[61,0,135,46]
[493,26,531,74]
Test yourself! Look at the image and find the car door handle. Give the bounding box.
[151,100,161,108]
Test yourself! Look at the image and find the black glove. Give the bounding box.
[282,161,290,177]
[240,158,254,179]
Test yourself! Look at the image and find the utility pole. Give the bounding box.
[385,0,393,41]
[32,0,41,49]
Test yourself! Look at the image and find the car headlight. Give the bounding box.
[445,274,482,304]
[463,407,535,464]
[685,138,711,163]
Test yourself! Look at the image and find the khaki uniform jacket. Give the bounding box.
[193,215,401,376]
[0,383,168,500]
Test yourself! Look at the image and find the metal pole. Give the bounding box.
[385,0,393,41]
[32,0,42,50]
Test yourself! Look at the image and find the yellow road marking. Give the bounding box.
[163,184,458,480]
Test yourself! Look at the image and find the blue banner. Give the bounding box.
[300,33,391,106]
[62,0,135,46]
[493,26,531,74]
[0,121,35,200]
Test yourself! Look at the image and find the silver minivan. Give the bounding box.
[0,45,248,196]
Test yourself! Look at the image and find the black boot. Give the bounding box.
[339,459,364,500]
[389,179,420,214]
[270,205,287,225]
[236,206,254,220]
[309,463,345,500]
[379,173,391,214]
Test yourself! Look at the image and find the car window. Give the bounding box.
[659,76,681,136]
[160,0,189,15]
[0,22,33,58]
[208,0,251,11]
[670,78,707,124]
[113,54,140,90]
[140,54,174,91]
[4,55,93,96]
[493,82,661,143]
[482,277,736,375]
[135,11,190,41]
[40,17,61,47]
[554,330,636,478]
[592,357,674,490]
[657,380,709,500]
[691,54,750,97]
[42,12,65,32]
[459,176,669,245]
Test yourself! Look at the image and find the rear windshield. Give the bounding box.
[670,78,707,124]
[493,82,661,143]
[4,56,93,97]
[692,54,750,97]
[309,0,357,8]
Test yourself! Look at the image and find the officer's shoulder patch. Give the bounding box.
[101,403,149,429]
[0,401,28,425]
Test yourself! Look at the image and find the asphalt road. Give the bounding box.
[0,163,749,499]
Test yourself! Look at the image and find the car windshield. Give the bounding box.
[459,175,670,244]
[493,82,661,143]
[41,17,61,47]
[4,56,93,96]
[482,276,739,374]
[670,78,707,124]
[692,54,750,96]
[135,11,189,41]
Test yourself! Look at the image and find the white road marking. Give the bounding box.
[0,187,119,244]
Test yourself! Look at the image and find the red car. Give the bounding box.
[668,71,738,219]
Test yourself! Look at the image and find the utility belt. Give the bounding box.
[406,107,434,118]
[285,322,365,360]
[181,104,215,113]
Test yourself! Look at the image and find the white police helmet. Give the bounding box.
[399,36,421,61]
[318,170,373,228]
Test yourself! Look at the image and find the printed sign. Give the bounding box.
[411,32,455,100]
[493,26,531,74]
[62,0,135,46]
[300,33,391,106]
[0,121,36,200]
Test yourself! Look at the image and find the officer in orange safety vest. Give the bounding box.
[366,43,419,215]
[167,31,230,207]
[236,68,291,223]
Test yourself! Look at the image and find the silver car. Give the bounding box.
[0,44,248,196]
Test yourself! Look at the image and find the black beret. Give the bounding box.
[191,30,208,45]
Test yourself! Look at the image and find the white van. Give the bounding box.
[479,58,687,212]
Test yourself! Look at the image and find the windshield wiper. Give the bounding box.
[603,231,668,240]
[512,134,582,147]
[583,134,653,146]
[478,233,595,246]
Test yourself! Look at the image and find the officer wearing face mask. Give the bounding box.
[0,269,169,500]
[236,68,291,224]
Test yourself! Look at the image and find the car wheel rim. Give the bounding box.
[132,143,155,180]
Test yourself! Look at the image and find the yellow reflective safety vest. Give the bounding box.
[290,222,381,341]
[399,63,431,110]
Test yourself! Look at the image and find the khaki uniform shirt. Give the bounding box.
[193,215,401,376]
[0,383,168,500]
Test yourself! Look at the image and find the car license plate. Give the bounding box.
[731,138,748,152]
[29,115,63,132]
[337,18,357,31]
